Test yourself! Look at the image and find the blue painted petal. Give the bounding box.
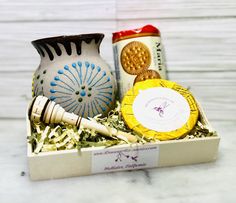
[50,89,56,93]
[72,63,76,68]
[91,64,95,69]
[85,61,90,68]
[50,96,56,101]
[54,76,60,81]
[50,81,57,86]
[80,90,86,97]
[58,70,64,74]
[107,77,110,81]
[64,65,69,70]
[101,107,106,112]
[97,66,101,72]
[78,61,82,67]
[103,71,106,76]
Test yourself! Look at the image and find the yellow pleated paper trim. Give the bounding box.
[121,79,199,141]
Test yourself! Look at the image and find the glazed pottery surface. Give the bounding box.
[32,34,116,118]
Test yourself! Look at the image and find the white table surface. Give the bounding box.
[0,119,235,203]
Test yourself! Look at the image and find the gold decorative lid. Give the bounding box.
[121,79,199,141]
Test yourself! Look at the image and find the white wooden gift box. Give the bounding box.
[27,104,220,181]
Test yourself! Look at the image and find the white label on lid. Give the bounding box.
[91,144,159,174]
[132,87,190,132]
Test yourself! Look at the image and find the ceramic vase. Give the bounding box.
[32,34,116,118]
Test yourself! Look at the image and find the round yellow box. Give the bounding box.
[121,79,199,141]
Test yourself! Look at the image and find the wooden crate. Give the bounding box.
[27,104,220,180]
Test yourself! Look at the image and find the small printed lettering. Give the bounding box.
[125,163,146,169]
[156,42,162,70]
[104,166,124,171]
[92,145,159,174]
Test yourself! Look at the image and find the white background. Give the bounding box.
[0,1,235,203]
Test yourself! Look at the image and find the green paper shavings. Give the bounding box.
[182,121,217,140]
[90,102,130,132]
[28,122,80,154]
[28,101,217,154]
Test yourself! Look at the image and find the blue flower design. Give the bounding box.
[49,61,114,118]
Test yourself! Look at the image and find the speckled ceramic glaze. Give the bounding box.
[32,34,116,118]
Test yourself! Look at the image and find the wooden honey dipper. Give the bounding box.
[28,95,137,143]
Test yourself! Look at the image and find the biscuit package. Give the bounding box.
[112,24,167,99]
